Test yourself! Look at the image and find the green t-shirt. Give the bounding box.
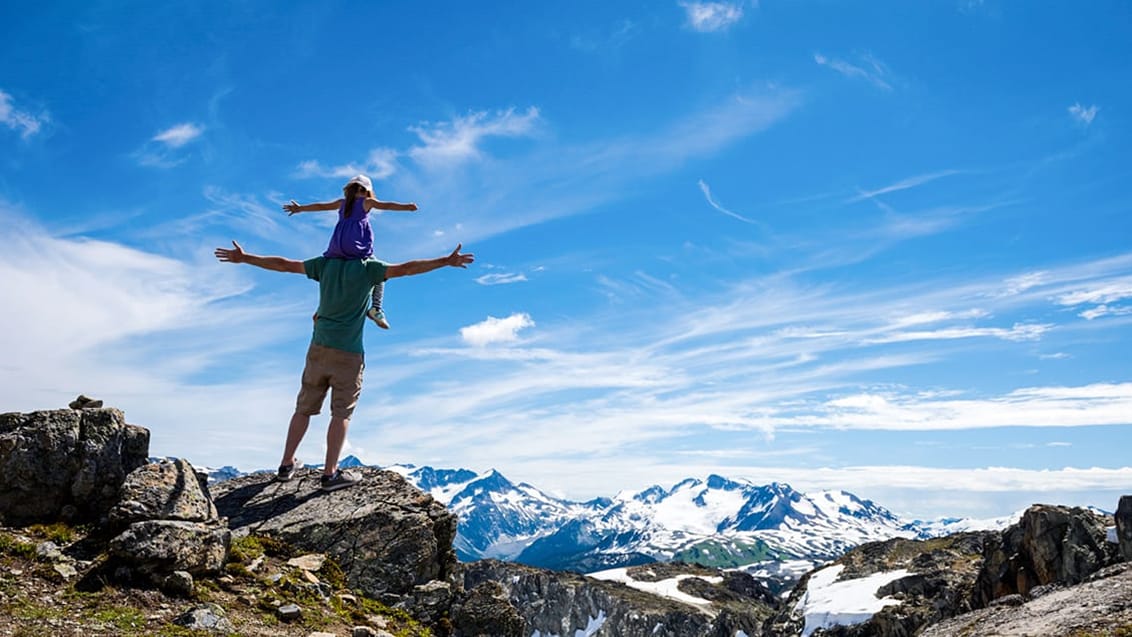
[303,257,388,354]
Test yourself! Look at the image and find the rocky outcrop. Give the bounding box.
[1116,495,1132,562]
[452,580,525,637]
[764,532,993,637]
[0,408,149,525]
[212,467,458,600]
[108,458,219,526]
[106,458,231,580]
[921,562,1132,637]
[462,559,773,637]
[974,503,1118,605]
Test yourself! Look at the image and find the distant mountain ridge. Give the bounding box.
[196,457,1018,576]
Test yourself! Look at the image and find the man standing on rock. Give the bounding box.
[214,240,474,492]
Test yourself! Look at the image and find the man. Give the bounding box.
[214,240,474,491]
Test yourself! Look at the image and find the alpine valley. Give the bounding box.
[201,457,1014,590]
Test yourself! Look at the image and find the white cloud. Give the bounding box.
[806,382,1132,431]
[1079,304,1132,320]
[1057,278,1132,306]
[1056,278,1132,319]
[460,313,536,346]
[1068,103,1099,126]
[0,89,48,138]
[680,1,745,32]
[866,322,1051,344]
[152,122,204,148]
[475,272,528,286]
[849,170,961,202]
[408,107,540,168]
[296,148,399,181]
[1000,271,1047,296]
[814,52,893,91]
[697,179,760,224]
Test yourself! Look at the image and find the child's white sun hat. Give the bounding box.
[343,174,374,197]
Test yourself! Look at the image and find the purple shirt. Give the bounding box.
[323,198,374,259]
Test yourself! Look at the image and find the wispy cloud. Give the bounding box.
[680,1,745,32]
[135,122,206,167]
[866,322,1051,344]
[697,179,761,224]
[1056,277,1132,319]
[296,148,399,181]
[814,52,893,91]
[475,272,528,286]
[152,122,204,148]
[334,86,801,257]
[850,170,962,202]
[1068,103,1099,126]
[356,250,1132,481]
[408,107,540,168]
[460,313,536,346]
[0,89,49,139]
[814,383,1132,431]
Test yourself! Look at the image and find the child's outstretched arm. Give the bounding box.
[366,197,418,213]
[284,198,344,216]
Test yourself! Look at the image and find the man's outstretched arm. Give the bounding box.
[385,243,474,280]
[214,241,305,274]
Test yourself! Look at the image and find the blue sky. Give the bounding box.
[2,1,1130,519]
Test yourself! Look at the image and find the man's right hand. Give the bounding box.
[214,241,247,264]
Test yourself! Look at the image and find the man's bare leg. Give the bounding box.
[281,412,310,467]
[323,414,350,476]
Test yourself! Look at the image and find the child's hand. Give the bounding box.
[284,200,302,216]
[408,203,418,212]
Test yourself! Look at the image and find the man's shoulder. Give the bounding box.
[303,256,327,280]
[364,258,388,281]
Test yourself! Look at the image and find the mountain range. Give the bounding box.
[198,457,1017,579]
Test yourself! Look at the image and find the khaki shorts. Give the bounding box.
[294,343,365,419]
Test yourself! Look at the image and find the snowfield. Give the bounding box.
[587,567,722,609]
[795,564,913,637]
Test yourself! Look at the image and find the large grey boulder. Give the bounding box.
[212,467,457,598]
[975,504,1118,605]
[1116,495,1132,562]
[106,458,230,579]
[108,519,230,577]
[108,458,219,527]
[0,408,149,525]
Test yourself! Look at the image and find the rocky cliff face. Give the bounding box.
[1115,495,1132,562]
[0,408,148,525]
[765,531,993,637]
[463,559,777,637]
[974,503,1118,604]
[765,503,1129,637]
[920,562,1132,637]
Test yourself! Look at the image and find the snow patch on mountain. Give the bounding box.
[588,567,722,609]
[796,564,912,637]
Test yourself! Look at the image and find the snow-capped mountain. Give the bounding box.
[192,457,1018,578]
[385,463,608,561]
[906,510,1025,537]
[515,475,919,573]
